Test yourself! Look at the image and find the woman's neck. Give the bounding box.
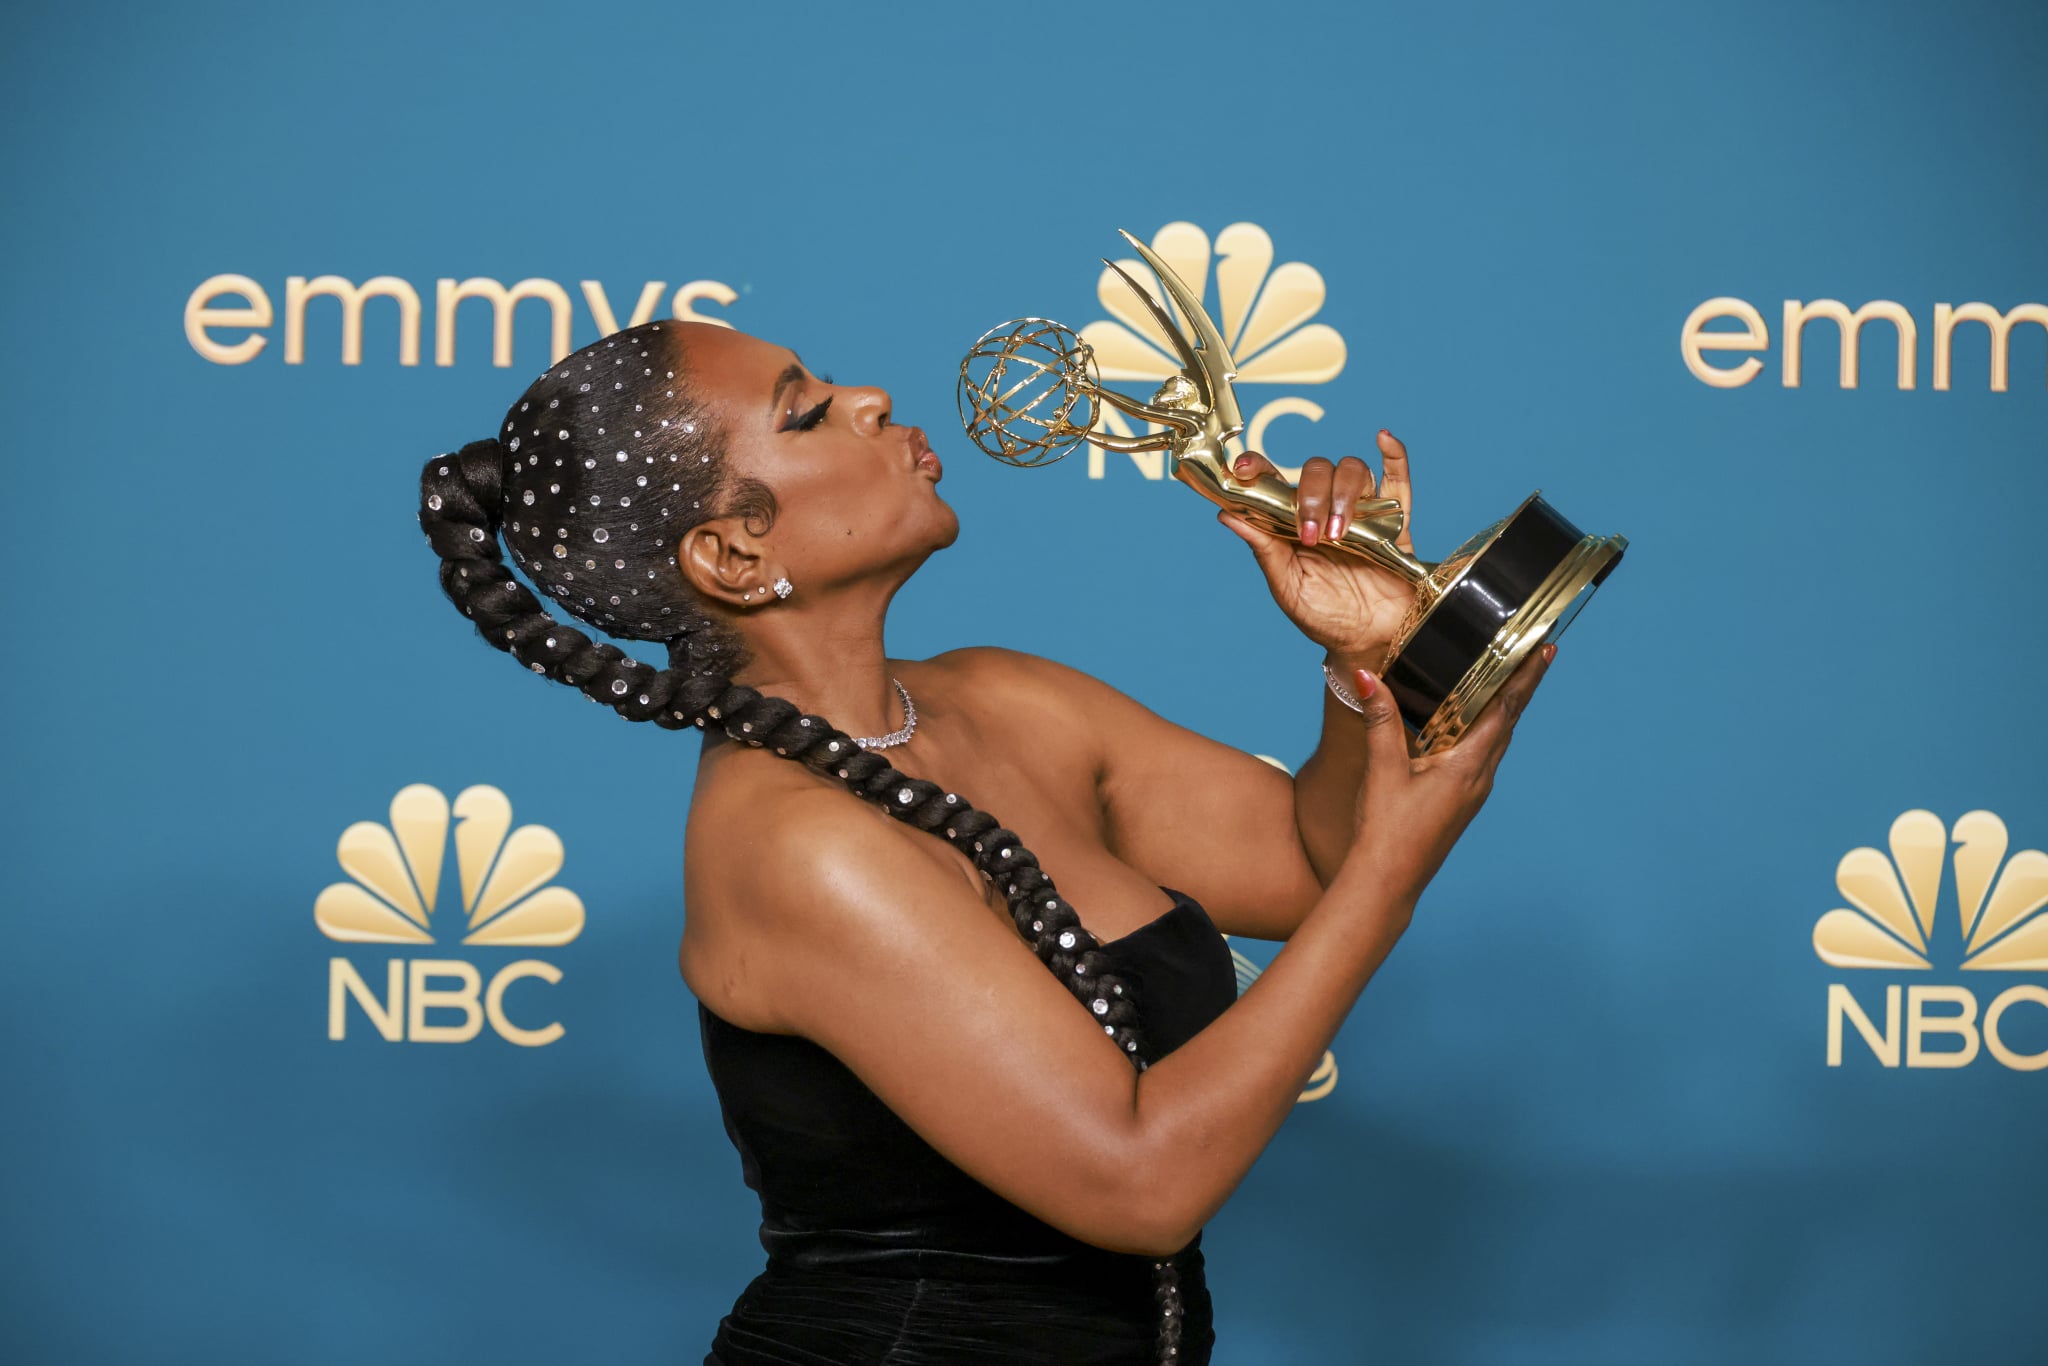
[727,598,904,740]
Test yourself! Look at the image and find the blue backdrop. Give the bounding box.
[4,2,2045,1363]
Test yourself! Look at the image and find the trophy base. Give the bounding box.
[1382,491,1626,755]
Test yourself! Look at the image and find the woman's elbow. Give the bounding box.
[1067,1153,1204,1259]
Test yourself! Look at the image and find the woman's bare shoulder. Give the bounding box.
[921,645,1118,730]
[933,643,1147,754]
[926,642,1089,688]
[680,746,1201,1253]
[679,738,982,1026]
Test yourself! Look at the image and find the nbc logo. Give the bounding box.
[1813,809,2048,1070]
[316,783,586,1047]
[1079,221,1346,482]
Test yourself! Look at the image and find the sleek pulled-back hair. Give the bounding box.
[418,320,1189,1361]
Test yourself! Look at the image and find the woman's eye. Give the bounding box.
[791,397,832,432]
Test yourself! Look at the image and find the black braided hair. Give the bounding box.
[416,320,1190,1361]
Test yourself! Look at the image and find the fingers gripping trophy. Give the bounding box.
[957,229,1627,754]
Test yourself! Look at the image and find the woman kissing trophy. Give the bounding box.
[959,229,1628,753]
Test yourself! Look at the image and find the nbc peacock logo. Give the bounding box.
[1078,221,1347,483]
[316,783,586,1047]
[1813,809,2048,1071]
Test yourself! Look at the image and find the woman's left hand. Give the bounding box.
[1215,429,1418,673]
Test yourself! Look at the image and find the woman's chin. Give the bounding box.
[925,498,962,549]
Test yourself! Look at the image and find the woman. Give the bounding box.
[417,318,1551,1365]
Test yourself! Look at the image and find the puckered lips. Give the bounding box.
[908,427,942,480]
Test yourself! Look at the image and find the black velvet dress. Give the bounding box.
[699,884,1240,1366]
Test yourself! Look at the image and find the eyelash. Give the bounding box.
[791,396,832,432]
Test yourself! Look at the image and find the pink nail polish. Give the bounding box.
[1328,516,1345,540]
[1301,519,1317,545]
[1355,668,1377,697]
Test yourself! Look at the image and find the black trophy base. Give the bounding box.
[1381,491,1626,752]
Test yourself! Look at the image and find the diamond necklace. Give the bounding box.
[851,677,917,749]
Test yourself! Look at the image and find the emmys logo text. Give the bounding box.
[1077,221,1348,483]
[1812,809,2048,1071]
[316,783,586,1047]
[1682,298,2046,391]
[185,273,739,367]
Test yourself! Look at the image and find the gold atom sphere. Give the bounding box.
[956,318,1101,467]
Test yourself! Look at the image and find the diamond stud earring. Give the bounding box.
[773,576,793,599]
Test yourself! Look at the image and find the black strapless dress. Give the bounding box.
[699,884,1240,1366]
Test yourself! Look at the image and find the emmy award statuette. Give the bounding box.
[958,229,1627,754]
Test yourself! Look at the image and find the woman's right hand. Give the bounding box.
[1344,643,1556,911]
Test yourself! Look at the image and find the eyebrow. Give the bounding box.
[769,355,807,421]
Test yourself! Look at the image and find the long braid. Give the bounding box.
[419,434,1157,1055]
[417,324,1190,1362]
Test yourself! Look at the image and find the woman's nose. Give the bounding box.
[845,384,893,432]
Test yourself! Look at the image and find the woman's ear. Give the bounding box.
[676,519,761,606]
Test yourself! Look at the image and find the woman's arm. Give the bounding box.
[1214,432,1426,888]
[726,647,1549,1257]
[939,644,1361,940]
[1289,643,1389,886]
[936,430,1424,937]
[937,645,1327,941]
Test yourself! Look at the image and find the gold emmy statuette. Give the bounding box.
[957,229,1627,753]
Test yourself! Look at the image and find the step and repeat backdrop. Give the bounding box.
[4,2,2043,1363]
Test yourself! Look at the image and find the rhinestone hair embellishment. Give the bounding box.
[851,678,917,750]
[466,325,1186,1366]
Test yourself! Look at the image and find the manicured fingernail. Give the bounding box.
[1328,514,1345,539]
[1354,668,1378,697]
[1233,455,1254,475]
[1301,519,1318,545]
[1541,643,1557,662]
